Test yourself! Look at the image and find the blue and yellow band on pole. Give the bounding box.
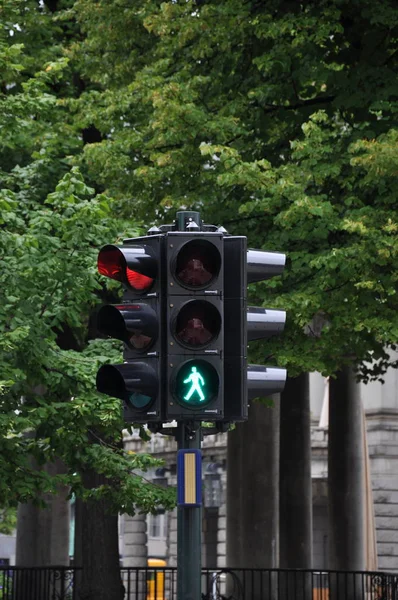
[177,449,202,507]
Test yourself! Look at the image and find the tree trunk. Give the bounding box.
[77,469,123,600]
[16,459,70,566]
[226,420,244,568]
[15,459,70,600]
[328,366,365,570]
[16,459,70,565]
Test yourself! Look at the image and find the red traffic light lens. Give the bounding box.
[175,240,221,289]
[98,247,125,282]
[174,300,221,348]
[98,246,154,292]
[126,269,153,291]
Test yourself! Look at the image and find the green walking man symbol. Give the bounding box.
[183,366,205,402]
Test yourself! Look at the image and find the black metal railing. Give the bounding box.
[0,566,76,600]
[1,566,397,600]
[199,569,398,600]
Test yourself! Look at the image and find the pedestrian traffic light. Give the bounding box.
[223,237,287,422]
[95,235,165,423]
[165,231,224,421]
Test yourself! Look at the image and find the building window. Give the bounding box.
[148,510,167,539]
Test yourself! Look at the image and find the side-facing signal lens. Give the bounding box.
[98,247,125,283]
[98,245,154,292]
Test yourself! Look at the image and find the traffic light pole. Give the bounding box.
[176,422,202,600]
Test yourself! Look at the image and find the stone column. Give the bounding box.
[328,366,365,599]
[167,508,178,567]
[362,351,398,571]
[217,495,227,568]
[122,512,147,567]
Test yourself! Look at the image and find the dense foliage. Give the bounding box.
[1,0,397,513]
[73,0,398,379]
[0,0,174,513]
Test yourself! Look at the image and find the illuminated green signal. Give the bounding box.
[183,366,205,402]
[175,360,219,408]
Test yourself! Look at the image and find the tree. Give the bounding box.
[1,163,174,502]
[3,0,397,579]
[71,3,397,575]
[0,6,175,594]
[74,0,398,379]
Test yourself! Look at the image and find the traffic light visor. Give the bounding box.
[98,245,154,291]
[174,300,221,349]
[175,240,221,289]
[247,250,286,283]
[247,365,287,399]
[96,363,157,410]
[97,304,157,351]
[247,307,286,341]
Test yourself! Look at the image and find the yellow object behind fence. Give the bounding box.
[147,559,166,600]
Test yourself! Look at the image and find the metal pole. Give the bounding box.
[177,422,202,600]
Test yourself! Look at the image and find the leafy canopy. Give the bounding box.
[74,0,398,379]
[0,1,174,513]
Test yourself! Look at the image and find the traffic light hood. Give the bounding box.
[96,363,158,410]
[97,304,158,350]
[247,365,287,399]
[247,307,286,341]
[247,249,286,283]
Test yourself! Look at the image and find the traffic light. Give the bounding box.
[94,210,287,427]
[223,237,287,422]
[95,235,165,423]
[164,231,224,421]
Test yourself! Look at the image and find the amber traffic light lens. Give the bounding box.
[97,304,157,351]
[174,300,221,349]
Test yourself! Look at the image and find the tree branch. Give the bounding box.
[259,94,336,114]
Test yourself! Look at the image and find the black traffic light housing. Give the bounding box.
[94,210,287,428]
[165,231,224,421]
[96,235,165,423]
